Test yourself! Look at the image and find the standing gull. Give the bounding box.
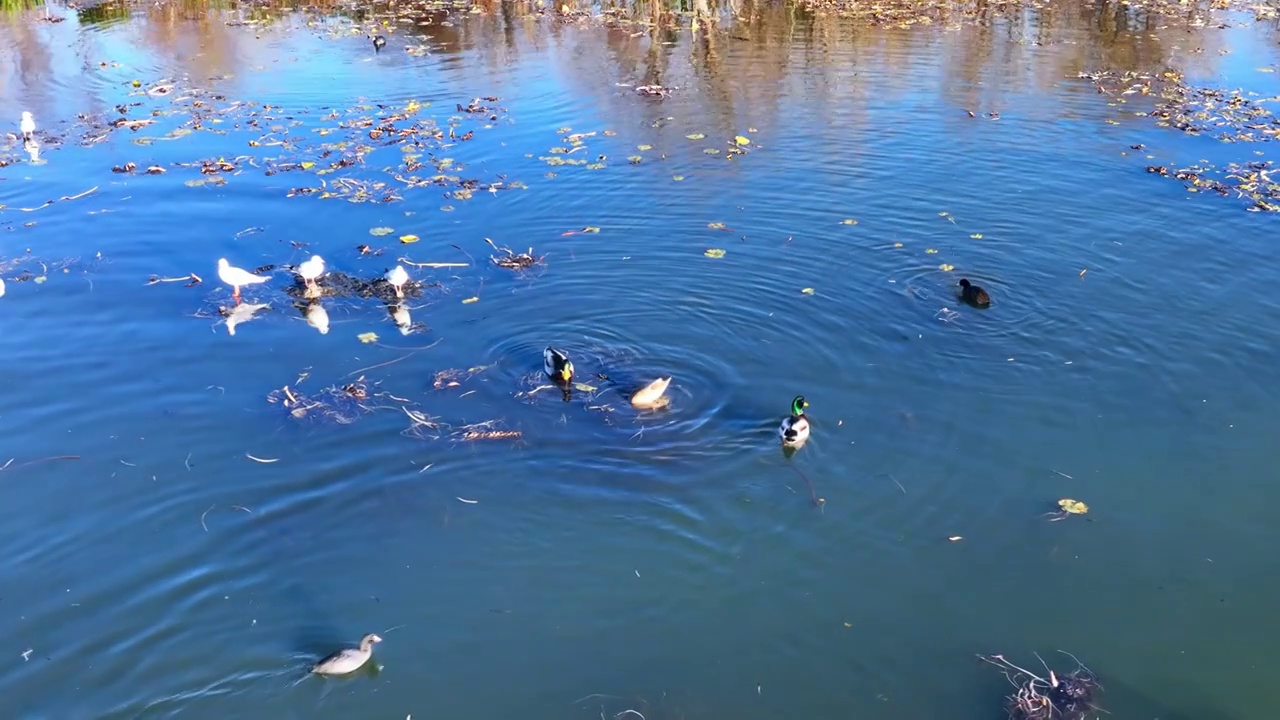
[385,264,409,298]
[296,254,325,289]
[217,258,269,304]
[19,112,35,142]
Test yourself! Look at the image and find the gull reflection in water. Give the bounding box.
[388,301,413,335]
[302,300,330,335]
[222,302,270,336]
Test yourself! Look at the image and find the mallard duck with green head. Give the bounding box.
[779,395,810,447]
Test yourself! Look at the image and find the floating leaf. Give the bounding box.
[734,135,750,146]
[704,248,726,258]
[801,287,815,295]
[686,133,706,140]
[970,233,984,239]
[637,144,653,151]
[708,222,726,229]
[926,248,938,254]
[703,148,720,155]
[628,155,643,163]
[369,227,394,236]
[939,263,955,272]
[33,276,47,284]
[583,226,601,233]
[400,234,420,244]
[131,79,141,88]
[841,219,858,225]
[462,296,479,304]
[1058,498,1089,515]
[893,242,904,248]
[672,175,685,181]
[300,161,315,170]
[358,332,379,344]
[573,382,598,392]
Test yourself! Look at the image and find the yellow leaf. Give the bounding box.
[357,332,379,344]
[637,144,653,151]
[1058,498,1089,515]
[841,219,858,225]
[708,222,726,229]
[801,287,815,295]
[939,263,955,272]
[893,242,904,248]
[131,80,141,88]
[672,175,685,182]
[970,233,984,239]
[704,248,726,258]
[583,226,601,233]
[926,248,938,254]
[400,234,419,244]
[300,161,315,170]
[686,133,706,140]
[462,296,479,304]
[734,135,750,146]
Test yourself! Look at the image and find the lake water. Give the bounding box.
[2,1,1278,718]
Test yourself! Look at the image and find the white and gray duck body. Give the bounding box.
[311,633,382,675]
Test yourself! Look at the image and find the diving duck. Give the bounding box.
[544,347,574,385]
[311,633,382,676]
[958,278,991,307]
[372,35,387,53]
[779,395,810,447]
[631,376,672,410]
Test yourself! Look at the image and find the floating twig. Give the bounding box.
[12,186,99,212]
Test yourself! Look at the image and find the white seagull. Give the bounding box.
[297,254,325,289]
[20,112,35,142]
[385,264,409,298]
[217,258,270,304]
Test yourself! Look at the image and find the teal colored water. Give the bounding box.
[1,3,1277,718]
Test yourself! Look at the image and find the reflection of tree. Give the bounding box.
[0,0,1236,129]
